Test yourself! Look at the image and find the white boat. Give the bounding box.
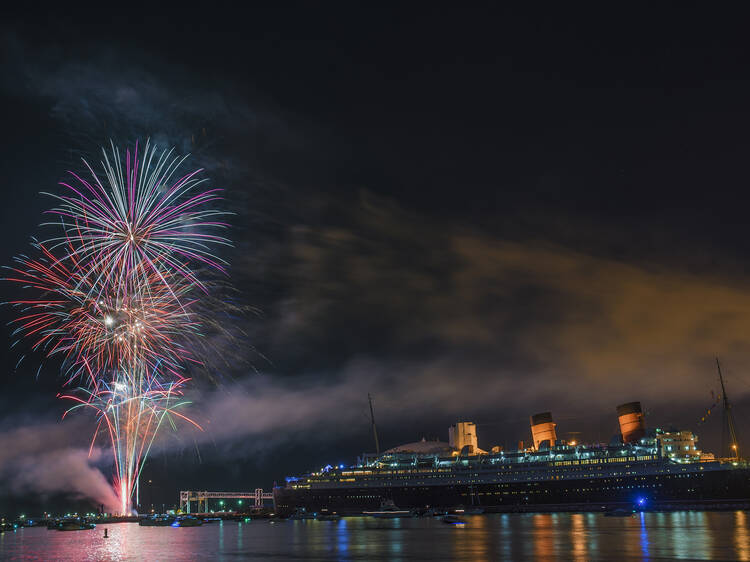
[363,499,414,518]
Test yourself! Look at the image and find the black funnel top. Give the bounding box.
[616,402,642,416]
[531,412,554,425]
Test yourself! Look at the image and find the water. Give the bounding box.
[1,511,749,561]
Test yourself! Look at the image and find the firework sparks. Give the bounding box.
[45,139,230,293]
[5,141,229,514]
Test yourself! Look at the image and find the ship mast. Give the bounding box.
[368,393,381,455]
[716,357,740,460]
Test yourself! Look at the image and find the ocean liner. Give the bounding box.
[274,400,750,514]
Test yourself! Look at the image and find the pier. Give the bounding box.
[179,489,274,513]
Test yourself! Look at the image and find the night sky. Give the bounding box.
[2,7,750,515]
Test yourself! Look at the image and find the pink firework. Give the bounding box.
[5,140,229,514]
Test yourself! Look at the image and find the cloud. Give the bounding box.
[252,190,750,410]
[219,187,750,450]
[161,192,750,458]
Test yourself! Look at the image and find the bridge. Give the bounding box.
[179,489,274,513]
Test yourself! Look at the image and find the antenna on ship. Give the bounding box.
[716,357,740,460]
[368,393,381,455]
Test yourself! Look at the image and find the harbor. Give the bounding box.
[2,511,750,561]
[4,6,750,561]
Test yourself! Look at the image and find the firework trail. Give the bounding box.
[5,140,229,514]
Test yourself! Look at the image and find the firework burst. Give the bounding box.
[5,140,229,514]
[45,139,230,294]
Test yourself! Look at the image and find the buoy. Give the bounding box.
[104,528,109,538]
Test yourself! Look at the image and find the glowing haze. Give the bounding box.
[4,140,229,514]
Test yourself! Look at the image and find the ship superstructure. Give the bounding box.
[274,402,750,514]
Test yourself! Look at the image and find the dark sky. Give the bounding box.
[2,7,750,515]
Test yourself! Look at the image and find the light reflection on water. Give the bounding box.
[336,518,348,557]
[570,513,585,561]
[639,512,649,559]
[1,511,749,561]
[736,511,750,562]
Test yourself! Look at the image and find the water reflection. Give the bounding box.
[736,511,750,562]
[499,513,513,559]
[533,514,554,559]
[1,511,749,561]
[336,518,348,556]
[639,512,649,559]
[667,511,710,560]
[585,512,598,556]
[470,513,489,560]
[451,513,488,560]
[389,517,404,562]
[570,513,586,561]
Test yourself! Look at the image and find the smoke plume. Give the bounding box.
[0,420,120,512]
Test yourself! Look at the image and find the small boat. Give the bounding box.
[288,508,316,520]
[443,515,466,525]
[139,515,175,526]
[364,499,415,518]
[316,510,341,521]
[453,505,484,515]
[604,508,636,517]
[201,517,222,524]
[58,520,96,531]
[171,516,203,527]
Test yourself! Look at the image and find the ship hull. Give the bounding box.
[274,467,750,515]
